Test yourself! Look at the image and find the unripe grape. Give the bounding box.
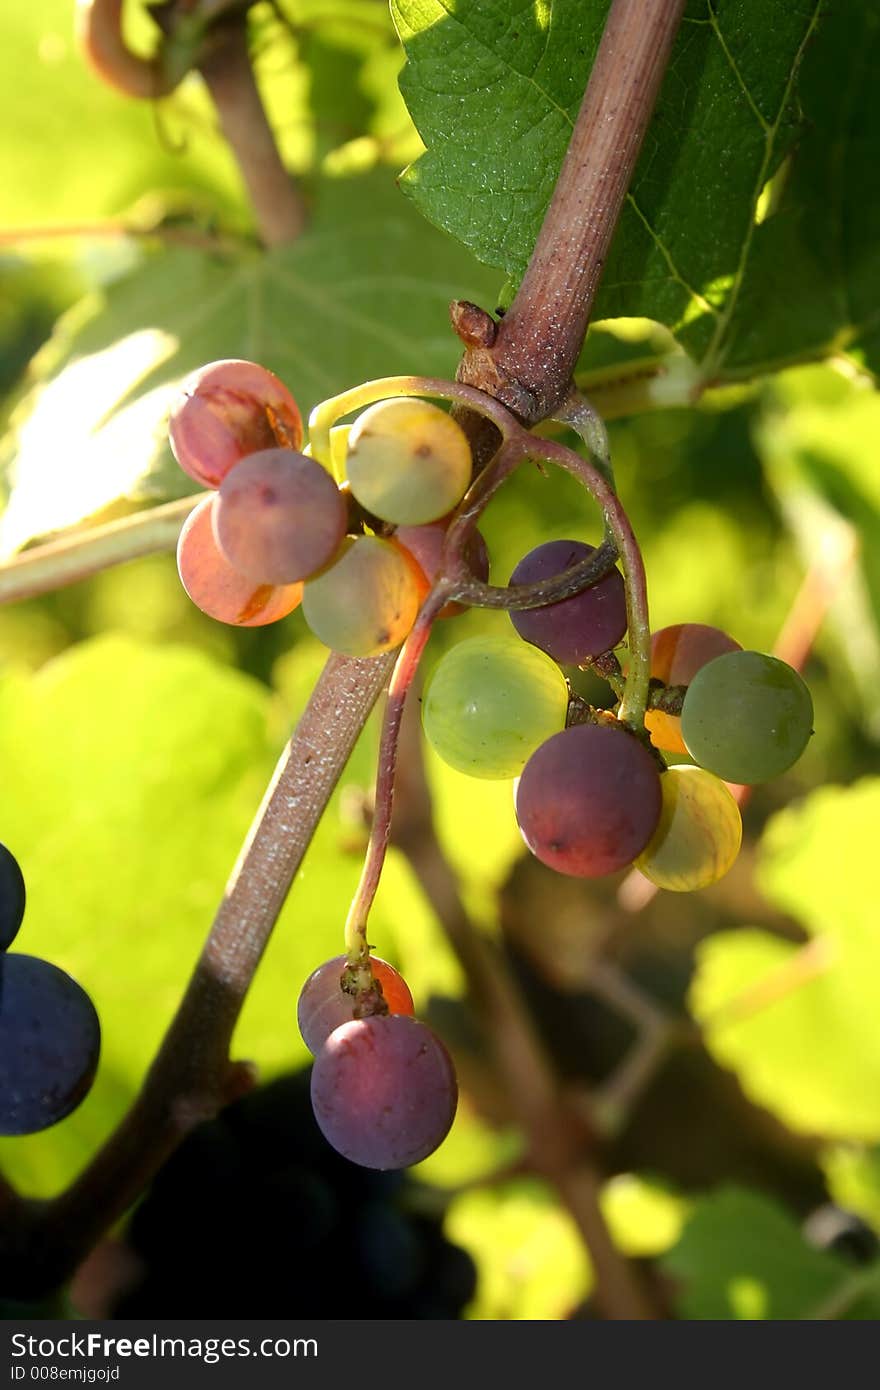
[645,623,741,754]
[422,635,569,779]
[508,539,627,664]
[213,448,347,584]
[345,398,472,526]
[298,955,415,1056]
[177,495,303,626]
[169,359,302,489]
[310,1014,457,1170]
[302,536,427,656]
[681,650,814,784]
[515,723,663,877]
[636,765,742,891]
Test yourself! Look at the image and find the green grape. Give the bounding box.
[301,536,427,657]
[636,765,742,891]
[422,635,569,779]
[681,650,813,784]
[345,398,472,525]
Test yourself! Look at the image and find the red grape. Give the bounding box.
[508,540,627,665]
[395,521,490,618]
[646,623,741,753]
[212,448,347,585]
[298,954,415,1056]
[169,359,303,489]
[177,495,303,626]
[515,723,662,877]
[310,1014,457,1170]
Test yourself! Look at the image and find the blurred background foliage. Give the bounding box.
[1,0,879,1320]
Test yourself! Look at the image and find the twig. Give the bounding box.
[457,0,689,422]
[0,497,201,605]
[197,16,307,247]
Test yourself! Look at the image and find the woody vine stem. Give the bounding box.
[1,0,686,1320]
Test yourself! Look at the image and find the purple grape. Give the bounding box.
[0,842,26,952]
[0,953,101,1135]
[515,723,662,877]
[508,540,627,664]
[310,1015,457,1170]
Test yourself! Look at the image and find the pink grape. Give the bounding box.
[515,722,663,877]
[310,1015,457,1170]
[177,495,302,626]
[169,359,303,489]
[213,448,347,584]
[394,521,490,619]
[298,954,415,1056]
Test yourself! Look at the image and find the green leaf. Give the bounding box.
[663,1187,878,1319]
[690,780,880,1140]
[394,0,879,384]
[0,178,499,553]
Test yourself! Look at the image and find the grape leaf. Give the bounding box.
[394,0,878,384]
[663,1187,880,1319]
[0,178,499,554]
[690,781,880,1141]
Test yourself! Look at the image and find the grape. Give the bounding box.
[310,1014,457,1170]
[0,953,101,1135]
[177,495,303,626]
[394,521,490,618]
[508,540,627,664]
[0,843,26,953]
[298,954,415,1056]
[681,650,814,783]
[646,623,741,754]
[301,536,427,657]
[515,723,663,877]
[422,635,569,780]
[635,765,742,891]
[169,359,303,489]
[345,398,472,526]
[213,448,347,584]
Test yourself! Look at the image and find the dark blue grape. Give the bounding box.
[0,954,100,1135]
[0,843,26,952]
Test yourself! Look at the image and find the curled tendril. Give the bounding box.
[76,0,181,99]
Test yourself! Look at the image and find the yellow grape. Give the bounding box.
[635,765,742,892]
[301,536,427,656]
[345,398,472,525]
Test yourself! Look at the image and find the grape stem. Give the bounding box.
[311,373,652,727]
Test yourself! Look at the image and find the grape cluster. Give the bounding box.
[167,359,814,1175]
[170,360,480,651]
[298,955,457,1172]
[0,843,100,1136]
[426,602,812,893]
